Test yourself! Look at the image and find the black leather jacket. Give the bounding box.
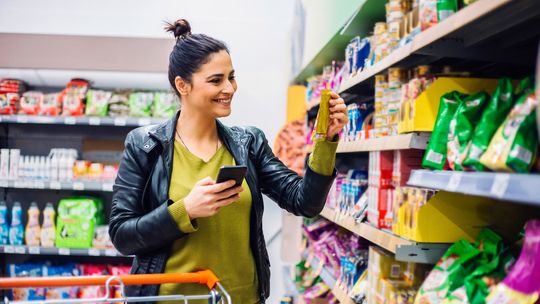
[109,112,336,303]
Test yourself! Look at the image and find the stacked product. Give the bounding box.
[0,78,179,118]
[326,170,369,221]
[367,151,394,230]
[7,263,130,302]
[305,61,344,110]
[422,77,538,173]
[343,102,374,142]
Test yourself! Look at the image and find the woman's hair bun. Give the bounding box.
[164,19,192,40]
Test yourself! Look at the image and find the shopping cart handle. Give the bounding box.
[0,270,220,290]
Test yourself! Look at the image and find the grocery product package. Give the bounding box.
[9,263,46,301]
[422,91,465,170]
[447,91,489,171]
[464,78,514,171]
[414,240,481,303]
[153,92,178,118]
[480,93,538,173]
[129,92,154,117]
[312,90,331,141]
[107,91,130,117]
[60,79,90,116]
[78,264,109,300]
[85,90,112,116]
[43,263,80,299]
[38,93,62,116]
[0,79,27,115]
[18,91,43,115]
[486,220,540,304]
[55,197,104,248]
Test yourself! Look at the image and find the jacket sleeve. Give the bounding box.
[250,127,336,218]
[109,131,186,256]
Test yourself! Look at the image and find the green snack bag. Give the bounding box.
[153,92,179,118]
[85,90,111,117]
[55,197,104,248]
[415,240,481,304]
[129,92,154,117]
[480,93,538,173]
[514,76,534,97]
[464,79,514,171]
[447,92,489,171]
[422,91,466,170]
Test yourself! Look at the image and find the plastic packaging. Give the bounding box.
[60,79,89,116]
[55,197,104,248]
[0,202,9,245]
[464,78,514,171]
[153,92,178,118]
[85,90,111,117]
[25,202,41,246]
[437,0,458,22]
[129,92,154,117]
[9,202,24,245]
[9,263,46,301]
[40,203,56,247]
[38,93,62,116]
[18,91,43,115]
[447,91,489,171]
[480,93,539,173]
[422,91,465,169]
[486,220,540,304]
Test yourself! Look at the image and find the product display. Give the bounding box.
[56,197,105,248]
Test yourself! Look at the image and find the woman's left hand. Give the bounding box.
[326,91,348,141]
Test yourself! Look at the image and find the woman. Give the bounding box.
[109,19,348,304]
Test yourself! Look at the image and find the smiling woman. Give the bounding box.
[109,18,348,304]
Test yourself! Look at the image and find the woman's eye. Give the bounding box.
[229,75,236,81]
[210,79,221,84]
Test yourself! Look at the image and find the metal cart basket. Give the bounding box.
[0,270,231,304]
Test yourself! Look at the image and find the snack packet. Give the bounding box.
[85,90,111,116]
[61,79,89,116]
[422,91,465,169]
[447,91,489,171]
[129,92,154,117]
[153,92,178,118]
[486,220,540,304]
[38,93,62,116]
[18,91,43,115]
[480,93,538,173]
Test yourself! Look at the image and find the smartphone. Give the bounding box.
[216,165,247,188]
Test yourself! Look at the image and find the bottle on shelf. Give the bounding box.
[0,201,9,245]
[9,202,24,245]
[25,202,41,246]
[41,202,55,247]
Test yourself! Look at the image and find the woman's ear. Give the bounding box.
[175,76,190,96]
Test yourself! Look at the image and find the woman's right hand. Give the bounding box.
[183,177,243,219]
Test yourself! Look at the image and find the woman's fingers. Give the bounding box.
[216,194,241,207]
[214,185,243,201]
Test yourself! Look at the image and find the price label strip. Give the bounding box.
[72,182,85,191]
[58,248,71,255]
[15,246,26,254]
[446,173,462,192]
[88,248,100,256]
[28,247,41,255]
[4,246,15,253]
[114,118,127,126]
[89,117,101,126]
[50,181,62,190]
[64,117,77,125]
[490,174,510,199]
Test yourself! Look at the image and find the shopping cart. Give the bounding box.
[0,270,231,304]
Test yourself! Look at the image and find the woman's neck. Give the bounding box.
[177,108,218,143]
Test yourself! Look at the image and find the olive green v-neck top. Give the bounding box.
[159,138,337,303]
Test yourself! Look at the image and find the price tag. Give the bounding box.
[72,182,85,191]
[50,181,61,190]
[105,249,118,256]
[28,247,40,255]
[89,117,101,126]
[88,248,100,256]
[64,117,76,125]
[16,116,28,123]
[15,246,26,254]
[14,180,26,188]
[446,173,462,192]
[102,183,113,192]
[304,251,314,268]
[4,246,15,253]
[490,174,510,198]
[0,180,8,188]
[34,181,45,189]
[58,248,70,255]
[114,118,127,126]
[138,118,151,126]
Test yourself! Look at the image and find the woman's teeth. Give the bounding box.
[214,99,231,104]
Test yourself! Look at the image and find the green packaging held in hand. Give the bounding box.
[463,78,514,171]
[447,91,490,171]
[422,91,465,170]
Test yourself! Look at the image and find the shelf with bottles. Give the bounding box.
[0,148,117,193]
[338,0,540,95]
[0,245,128,258]
[0,78,177,126]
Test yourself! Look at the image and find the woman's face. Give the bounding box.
[181,50,237,118]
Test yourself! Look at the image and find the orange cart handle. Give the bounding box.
[0,270,219,290]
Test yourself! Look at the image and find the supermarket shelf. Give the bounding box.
[0,179,114,192]
[0,115,167,127]
[0,245,130,258]
[320,207,448,264]
[336,133,430,154]
[339,0,540,94]
[407,170,540,206]
[291,0,385,84]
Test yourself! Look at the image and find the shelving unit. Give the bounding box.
[408,170,540,206]
[306,133,429,154]
[0,179,114,192]
[338,0,540,95]
[0,115,166,127]
[320,207,449,264]
[0,245,129,258]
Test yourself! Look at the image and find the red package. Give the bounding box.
[61,79,89,116]
[392,150,423,187]
[368,186,393,229]
[39,93,62,116]
[0,92,19,115]
[18,91,43,115]
[78,264,108,300]
[369,151,394,188]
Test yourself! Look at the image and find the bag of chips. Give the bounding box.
[38,93,62,116]
[85,90,111,117]
[129,92,154,117]
[422,91,466,170]
[447,91,489,171]
[18,91,43,115]
[153,92,178,118]
[464,79,514,171]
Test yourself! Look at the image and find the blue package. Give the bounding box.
[43,263,81,299]
[355,38,371,72]
[9,202,24,245]
[0,201,9,245]
[9,263,46,301]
